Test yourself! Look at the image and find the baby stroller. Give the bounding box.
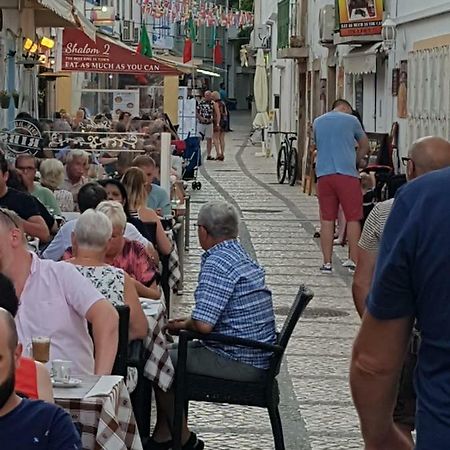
[180,135,202,190]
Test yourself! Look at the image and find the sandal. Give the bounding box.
[216,155,224,161]
[182,432,204,450]
[206,156,215,160]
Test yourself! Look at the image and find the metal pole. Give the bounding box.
[184,194,191,251]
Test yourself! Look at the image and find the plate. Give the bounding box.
[52,378,82,388]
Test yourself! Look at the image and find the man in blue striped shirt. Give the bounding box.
[149,201,276,450]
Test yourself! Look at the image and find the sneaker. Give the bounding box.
[342,259,356,270]
[182,432,204,450]
[320,263,333,274]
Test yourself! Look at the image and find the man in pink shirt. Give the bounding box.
[0,207,118,375]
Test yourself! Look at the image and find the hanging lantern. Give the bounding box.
[381,15,397,51]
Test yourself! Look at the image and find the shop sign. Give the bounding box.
[338,0,384,37]
[62,28,179,75]
[0,120,42,155]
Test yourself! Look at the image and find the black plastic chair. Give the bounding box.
[88,304,129,378]
[111,304,130,378]
[172,285,314,450]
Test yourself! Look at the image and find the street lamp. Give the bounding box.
[381,15,397,51]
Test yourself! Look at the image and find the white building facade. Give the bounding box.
[259,0,450,181]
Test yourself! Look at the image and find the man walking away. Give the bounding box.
[196,91,215,160]
[313,99,369,273]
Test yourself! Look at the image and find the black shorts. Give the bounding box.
[393,336,418,429]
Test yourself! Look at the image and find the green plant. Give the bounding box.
[11,90,19,108]
[0,90,9,99]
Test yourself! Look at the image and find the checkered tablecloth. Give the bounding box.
[167,233,181,290]
[55,377,142,450]
[142,302,175,392]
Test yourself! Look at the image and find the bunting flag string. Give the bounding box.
[137,0,254,29]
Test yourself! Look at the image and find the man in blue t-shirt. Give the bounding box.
[350,167,450,450]
[313,99,369,273]
[0,308,81,450]
[132,155,172,216]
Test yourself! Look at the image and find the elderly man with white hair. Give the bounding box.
[61,149,89,210]
[148,200,277,450]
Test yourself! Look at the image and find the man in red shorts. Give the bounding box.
[313,99,369,273]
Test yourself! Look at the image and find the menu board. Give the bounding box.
[112,90,139,119]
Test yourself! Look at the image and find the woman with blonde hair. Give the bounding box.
[211,90,227,161]
[39,159,74,212]
[121,167,172,255]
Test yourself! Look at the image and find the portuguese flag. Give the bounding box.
[183,16,197,63]
[137,24,153,58]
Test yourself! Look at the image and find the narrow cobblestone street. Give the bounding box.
[172,112,363,449]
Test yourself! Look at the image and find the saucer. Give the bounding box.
[51,378,82,388]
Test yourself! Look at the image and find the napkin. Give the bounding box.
[139,299,164,317]
[85,375,123,398]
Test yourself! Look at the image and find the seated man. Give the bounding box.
[60,149,89,210]
[0,308,82,449]
[0,208,119,375]
[0,153,50,242]
[150,201,277,450]
[42,182,150,261]
[15,154,61,215]
[0,273,53,402]
[132,155,171,216]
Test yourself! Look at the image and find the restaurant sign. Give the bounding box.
[338,0,384,37]
[0,120,42,155]
[62,28,179,75]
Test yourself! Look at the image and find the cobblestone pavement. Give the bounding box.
[171,112,363,449]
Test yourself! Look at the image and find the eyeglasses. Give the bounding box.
[401,157,413,166]
[0,208,20,228]
[193,222,207,232]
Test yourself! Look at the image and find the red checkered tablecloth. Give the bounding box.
[142,302,175,392]
[55,376,143,450]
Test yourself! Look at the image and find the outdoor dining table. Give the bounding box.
[54,375,143,450]
[139,299,175,392]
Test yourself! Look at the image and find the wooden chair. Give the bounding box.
[172,285,314,450]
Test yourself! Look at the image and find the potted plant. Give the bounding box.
[11,91,19,108]
[0,90,11,109]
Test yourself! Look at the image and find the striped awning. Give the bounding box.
[34,0,76,27]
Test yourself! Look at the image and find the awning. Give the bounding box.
[343,42,383,75]
[61,29,180,75]
[73,8,97,42]
[33,0,77,27]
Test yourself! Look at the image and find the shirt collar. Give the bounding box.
[29,251,41,275]
[202,239,239,262]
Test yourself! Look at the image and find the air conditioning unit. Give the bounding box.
[319,5,335,46]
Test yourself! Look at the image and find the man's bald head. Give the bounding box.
[0,308,18,352]
[408,136,450,179]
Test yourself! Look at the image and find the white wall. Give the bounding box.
[386,0,450,157]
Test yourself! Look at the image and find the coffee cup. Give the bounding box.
[52,360,72,382]
[32,336,51,364]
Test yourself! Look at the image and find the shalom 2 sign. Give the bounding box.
[61,28,179,75]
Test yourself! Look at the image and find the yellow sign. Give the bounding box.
[338,0,384,37]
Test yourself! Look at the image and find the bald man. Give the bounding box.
[0,308,82,449]
[197,90,215,159]
[351,136,450,444]
[353,136,450,315]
